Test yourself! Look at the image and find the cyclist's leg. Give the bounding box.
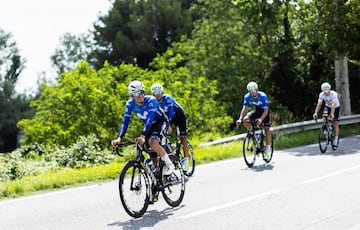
[333,107,340,145]
[243,111,256,132]
[263,111,272,149]
[173,112,189,158]
[147,121,174,175]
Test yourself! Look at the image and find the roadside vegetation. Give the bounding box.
[1,123,359,200]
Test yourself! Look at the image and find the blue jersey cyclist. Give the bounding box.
[150,83,190,171]
[236,81,273,158]
[111,80,175,175]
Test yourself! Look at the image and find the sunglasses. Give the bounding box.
[132,90,144,97]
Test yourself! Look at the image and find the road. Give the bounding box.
[1,135,360,230]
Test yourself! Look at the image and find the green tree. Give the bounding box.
[91,0,195,69]
[0,28,30,152]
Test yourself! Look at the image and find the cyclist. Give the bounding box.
[236,81,272,158]
[150,83,190,171]
[313,82,340,147]
[111,80,175,175]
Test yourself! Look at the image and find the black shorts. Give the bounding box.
[323,106,340,121]
[246,109,271,127]
[171,110,188,137]
[145,121,169,157]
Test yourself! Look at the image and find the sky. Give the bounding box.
[0,0,112,95]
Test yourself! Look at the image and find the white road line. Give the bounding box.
[178,188,282,219]
[301,165,360,184]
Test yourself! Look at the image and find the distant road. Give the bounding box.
[1,135,360,230]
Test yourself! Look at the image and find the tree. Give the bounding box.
[0,28,29,153]
[313,0,360,115]
[91,0,195,69]
[50,33,94,74]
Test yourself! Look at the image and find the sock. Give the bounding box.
[161,154,173,166]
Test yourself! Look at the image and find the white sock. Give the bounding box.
[161,154,173,166]
[266,145,271,151]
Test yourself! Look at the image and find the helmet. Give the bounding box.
[128,80,144,94]
[247,81,258,92]
[321,82,331,92]
[151,83,164,95]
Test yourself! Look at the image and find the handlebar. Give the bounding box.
[111,140,137,157]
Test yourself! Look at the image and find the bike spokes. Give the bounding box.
[119,161,150,218]
[318,126,328,153]
[243,135,256,168]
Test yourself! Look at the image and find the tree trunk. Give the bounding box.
[334,51,351,115]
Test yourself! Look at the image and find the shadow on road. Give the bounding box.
[108,205,184,230]
[284,135,360,157]
[243,162,274,172]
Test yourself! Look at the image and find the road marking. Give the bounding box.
[301,165,360,184]
[0,183,103,205]
[178,188,282,219]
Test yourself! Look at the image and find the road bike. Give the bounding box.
[240,120,274,168]
[317,115,338,153]
[166,128,195,176]
[114,139,185,218]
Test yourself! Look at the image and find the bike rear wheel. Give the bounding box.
[243,134,256,168]
[161,154,185,207]
[318,126,329,153]
[119,161,150,218]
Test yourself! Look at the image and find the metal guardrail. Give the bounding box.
[200,114,360,147]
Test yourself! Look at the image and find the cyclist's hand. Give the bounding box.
[235,119,242,129]
[111,137,121,147]
[256,118,262,126]
[135,135,145,145]
[167,126,173,135]
[313,113,318,119]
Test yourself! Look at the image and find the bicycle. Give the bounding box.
[114,140,185,218]
[166,128,195,176]
[239,120,274,168]
[317,115,338,153]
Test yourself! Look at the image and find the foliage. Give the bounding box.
[91,0,195,69]
[0,27,31,153]
[0,134,114,182]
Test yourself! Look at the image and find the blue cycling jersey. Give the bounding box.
[157,94,184,122]
[118,96,168,138]
[243,91,269,110]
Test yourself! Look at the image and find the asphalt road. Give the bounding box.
[1,135,360,230]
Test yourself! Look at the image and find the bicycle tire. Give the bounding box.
[161,154,185,207]
[318,125,328,153]
[243,134,256,168]
[263,139,274,163]
[119,160,150,218]
[183,142,195,176]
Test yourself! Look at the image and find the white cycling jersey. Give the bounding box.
[317,90,340,108]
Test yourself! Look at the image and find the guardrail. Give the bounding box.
[200,114,360,147]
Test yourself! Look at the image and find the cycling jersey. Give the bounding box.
[317,90,340,108]
[118,96,168,138]
[243,91,269,111]
[157,94,184,123]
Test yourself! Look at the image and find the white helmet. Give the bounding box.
[321,82,331,92]
[151,83,164,95]
[128,80,144,94]
[247,81,258,92]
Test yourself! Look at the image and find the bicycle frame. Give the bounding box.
[317,115,336,153]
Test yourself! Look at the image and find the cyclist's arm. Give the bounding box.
[118,103,132,139]
[258,107,269,124]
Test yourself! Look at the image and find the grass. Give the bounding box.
[1,123,359,200]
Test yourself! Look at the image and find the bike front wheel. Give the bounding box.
[119,160,150,218]
[318,126,329,153]
[243,134,256,168]
[161,154,185,207]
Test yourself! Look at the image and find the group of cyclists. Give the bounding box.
[112,79,341,174]
[111,80,190,176]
